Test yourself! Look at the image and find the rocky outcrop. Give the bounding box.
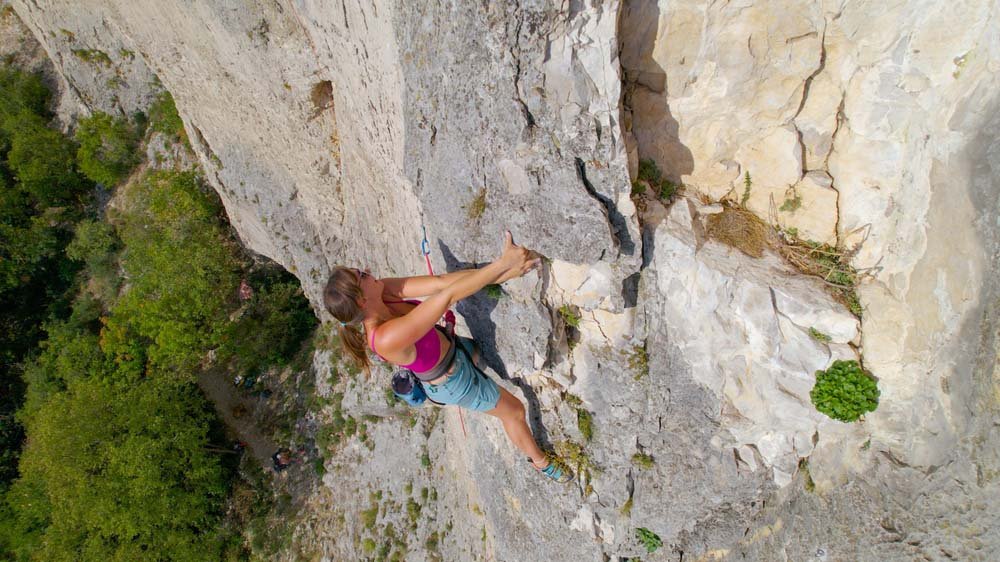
[621,0,1000,475]
[10,0,999,560]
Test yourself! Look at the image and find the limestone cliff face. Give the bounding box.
[621,0,1000,473]
[11,0,998,559]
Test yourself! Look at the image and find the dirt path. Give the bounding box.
[196,369,278,467]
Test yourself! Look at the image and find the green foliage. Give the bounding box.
[217,271,316,376]
[577,408,594,442]
[0,66,50,118]
[148,91,187,143]
[658,179,677,201]
[65,218,120,298]
[554,440,596,495]
[631,452,655,470]
[843,290,863,318]
[110,170,241,374]
[406,498,422,528]
[798,458,816,493]
[71,48,112,66]
[637,159,659,183]
[18,316,106,421]
[741,171,752,207]
[810,360,879,422]
[420,451,431,468]
[75,111,140,186]
[620,496,633,516]
[65,218,118,268]
[425,531,439,551]
[779,192,802,213]
[0,206,64,293]
[484,283,503,300]
[627,344,649,380]
[808,327,832,344]
[361,538,376,553]
[558,304,581,329]
[5,111,85,206]
[636,158,678,201]
[6,374,227,560]
[0,66,89,498]
[233,459,293,560]
[360,503,379,529]
[780,237,862,318]
[312,457,326,476]
[636,527,662,553]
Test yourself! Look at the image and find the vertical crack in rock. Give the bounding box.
[508,3,536,129]
[792,27,827,178]
[825,93,847,247]
[793,29,827,118]
[574,157,635,257]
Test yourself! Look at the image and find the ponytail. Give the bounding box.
[324,266,371,373]
[338,323,370,371]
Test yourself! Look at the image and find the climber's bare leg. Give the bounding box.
[485,387,547,468]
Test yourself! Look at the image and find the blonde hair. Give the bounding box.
[323,266,370,371]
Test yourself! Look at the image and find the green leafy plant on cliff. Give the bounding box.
[631,452,655,470]
[740,171,752,207]
[636,158,678,201]
[484,284,504,300]
[810,359,879,422]
[635,527,662,553]
[627,343,649,380]
[558,304,581,329]
[808,327,832,344]
[577,408,594,442]
[71,49,112,66]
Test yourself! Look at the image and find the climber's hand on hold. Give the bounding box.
[496,230,541,282]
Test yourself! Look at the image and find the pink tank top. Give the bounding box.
[368,300,443,374]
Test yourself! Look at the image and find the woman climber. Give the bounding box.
[323,231,572,483]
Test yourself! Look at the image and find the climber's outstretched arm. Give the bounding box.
[381,269,480,300]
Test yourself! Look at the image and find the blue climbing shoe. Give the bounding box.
[531,455,574,484]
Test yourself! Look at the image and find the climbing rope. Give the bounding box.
[421,224,467,439]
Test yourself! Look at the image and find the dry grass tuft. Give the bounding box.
[778,237,863,316]
[705,204,772,258]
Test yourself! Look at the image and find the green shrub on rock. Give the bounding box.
[810,359,879,422]
[148,91,187,143]
[635,527,662,553]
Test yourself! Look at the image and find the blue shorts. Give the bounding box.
[423,337,501,412]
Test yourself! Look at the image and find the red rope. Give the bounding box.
[424,252,435,276]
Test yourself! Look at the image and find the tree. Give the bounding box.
[6,374,228,561]
[110,170,241,375]
[5,112,84,206]
[75,112,139,186]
